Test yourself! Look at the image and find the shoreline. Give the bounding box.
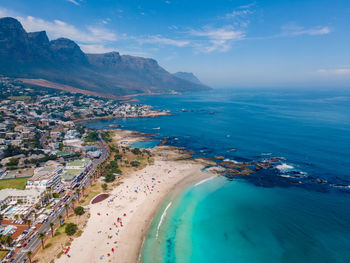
[135,162,214,263]
[56,130,213,263]
[73,110,171,124]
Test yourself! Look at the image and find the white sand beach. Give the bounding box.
[56,155,209,263]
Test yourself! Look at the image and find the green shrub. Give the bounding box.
[74,206,85,216]
[65,223,78,236]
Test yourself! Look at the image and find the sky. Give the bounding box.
[0,0,350,88]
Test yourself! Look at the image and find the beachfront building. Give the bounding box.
[26,165,63,190]
[0,188,45,207]
[65,158,92,170]
[61,169,83,187]
[61,158,92,187]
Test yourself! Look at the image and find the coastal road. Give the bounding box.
[12,135,109,263]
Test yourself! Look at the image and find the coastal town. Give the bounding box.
[0,76,171,262]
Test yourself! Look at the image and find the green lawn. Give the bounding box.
[8,96,31,101]
[0,177,30,190]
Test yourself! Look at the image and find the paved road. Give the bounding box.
[12,135,109,263]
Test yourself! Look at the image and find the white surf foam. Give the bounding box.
[223,159,239,164]
[276,163,294,172]
[156,202,172,239]
[194,176,216,187]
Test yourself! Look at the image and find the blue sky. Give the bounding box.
[0,0,350,88]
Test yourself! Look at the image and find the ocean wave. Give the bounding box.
[194,176,216,187]
[223,158,239,164]
[261,152,272,156]
[276,163,294,172]
[156,202,172,239]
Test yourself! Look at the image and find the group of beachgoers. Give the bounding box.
[61,163,176,262]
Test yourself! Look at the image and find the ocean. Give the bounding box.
[85,88,350,263]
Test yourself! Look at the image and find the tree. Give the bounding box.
[84,131,99,142]
[104,173,115,183]
[0,214,3,224]
[74,206,85,216]
[82,186,85,195]
[1,235,13,247]
[49,222,54,237]
[130,160,140,167]
[65,223,78,236]
[58,215,63,226]
[14,214,19,220]
[0,234,13,247]
[38,232,45,248]
[26,251,33,263]
[27,219,32,227]
[64,203,69,216]
[71,198,76,209]
[6,157,19,166]
[102,183,108,191]
[75,189,80,200]
[131,148,141,155]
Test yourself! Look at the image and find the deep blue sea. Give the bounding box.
[85,88,350,263]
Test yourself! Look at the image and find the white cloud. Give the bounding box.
[225,8,253,19]
[14,15,117,44]
[141,35,189,47]
[318,68,350,75]
[237,2,256,9]
[0,6,10,17]
[66,0,81,6]
[190,26,245,52]
[79,44,115,54]
[0,6,118,53]
[282,24,331,36]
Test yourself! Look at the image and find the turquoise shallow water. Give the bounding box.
[143,178,350,263]
[130,140,160,149]
[84,88,350,262]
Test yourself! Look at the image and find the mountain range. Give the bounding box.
[0,17,210,97]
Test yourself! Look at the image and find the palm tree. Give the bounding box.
[58,215,63,226]
[6,235,13,247]
[27,219,32,228]
[1,235,13,247]
[0,214,3,225]
[64,203,69,217]
[82,186,85,196]
[14,214,19,220]
[71,198,76,209]
[49,222,54,237]
[0,234,5,248]
[26,251,33,263]
[76,189,80,200]
[38,232,45,249]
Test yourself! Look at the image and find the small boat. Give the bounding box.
[181,109,188,112]
[152,127,161,130]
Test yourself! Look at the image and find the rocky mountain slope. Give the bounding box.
[173,72,203,85]
[0,17,210,96]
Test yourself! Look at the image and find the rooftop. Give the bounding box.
[0,188,45,201]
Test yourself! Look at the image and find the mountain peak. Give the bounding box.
[49,38,88,65]
[0,17,25,32]
[0,16,210,96]
[173,72,203,85]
